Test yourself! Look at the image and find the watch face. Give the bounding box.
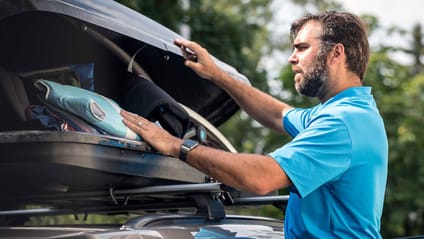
[184,139,199,149]
[180,139,199,161]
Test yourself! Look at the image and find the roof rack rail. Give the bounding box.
[0,182,289,221]
[2,183,222,202]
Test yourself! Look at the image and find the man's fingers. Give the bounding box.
[180,39,200,51]
[181,47,198,62]
[184,60,197,69]
[120,110,149,127]
[175,39,200,61]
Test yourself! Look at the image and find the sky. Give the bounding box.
[341,0,424,63]
[341,0,424,29]
[339,0,423,65]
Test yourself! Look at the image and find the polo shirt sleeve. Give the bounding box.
[270,112,352,198]
[283,108,311,137]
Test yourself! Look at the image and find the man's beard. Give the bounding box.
[296,53,329,99]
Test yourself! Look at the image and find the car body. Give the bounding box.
[0,0,286,238]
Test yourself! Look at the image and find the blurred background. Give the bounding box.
[58,0,422,238]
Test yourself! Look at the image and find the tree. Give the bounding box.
[382,73,424,237]
[115,0,185,31]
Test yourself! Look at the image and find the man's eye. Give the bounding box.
[293,44,308,51]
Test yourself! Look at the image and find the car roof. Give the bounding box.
[0,214,285,239]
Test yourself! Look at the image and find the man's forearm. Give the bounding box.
[211,70,292,134]
[180,143,291,195]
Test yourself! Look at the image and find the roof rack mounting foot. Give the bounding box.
[190,193,225,221]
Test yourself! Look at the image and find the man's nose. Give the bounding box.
[288,51,298,65]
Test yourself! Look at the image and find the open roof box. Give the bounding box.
[0,0,250,211]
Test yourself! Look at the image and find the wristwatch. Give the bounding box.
[179,139,199,161]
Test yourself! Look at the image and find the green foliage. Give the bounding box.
[381,73,424,237]
[291,0,342,12]
[227,204,284,220]
[115,0,185,31]
[187,0,272,91]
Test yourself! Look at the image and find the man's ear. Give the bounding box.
[329,43,345,65]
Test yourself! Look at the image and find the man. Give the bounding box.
[121,11,388,238]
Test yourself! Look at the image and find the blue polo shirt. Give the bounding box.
[269,87,388,239]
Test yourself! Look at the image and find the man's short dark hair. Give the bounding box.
[290,11,370,81]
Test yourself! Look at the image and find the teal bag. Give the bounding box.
[34,79,140,141]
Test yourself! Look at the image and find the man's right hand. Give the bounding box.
[174,38,222,81]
